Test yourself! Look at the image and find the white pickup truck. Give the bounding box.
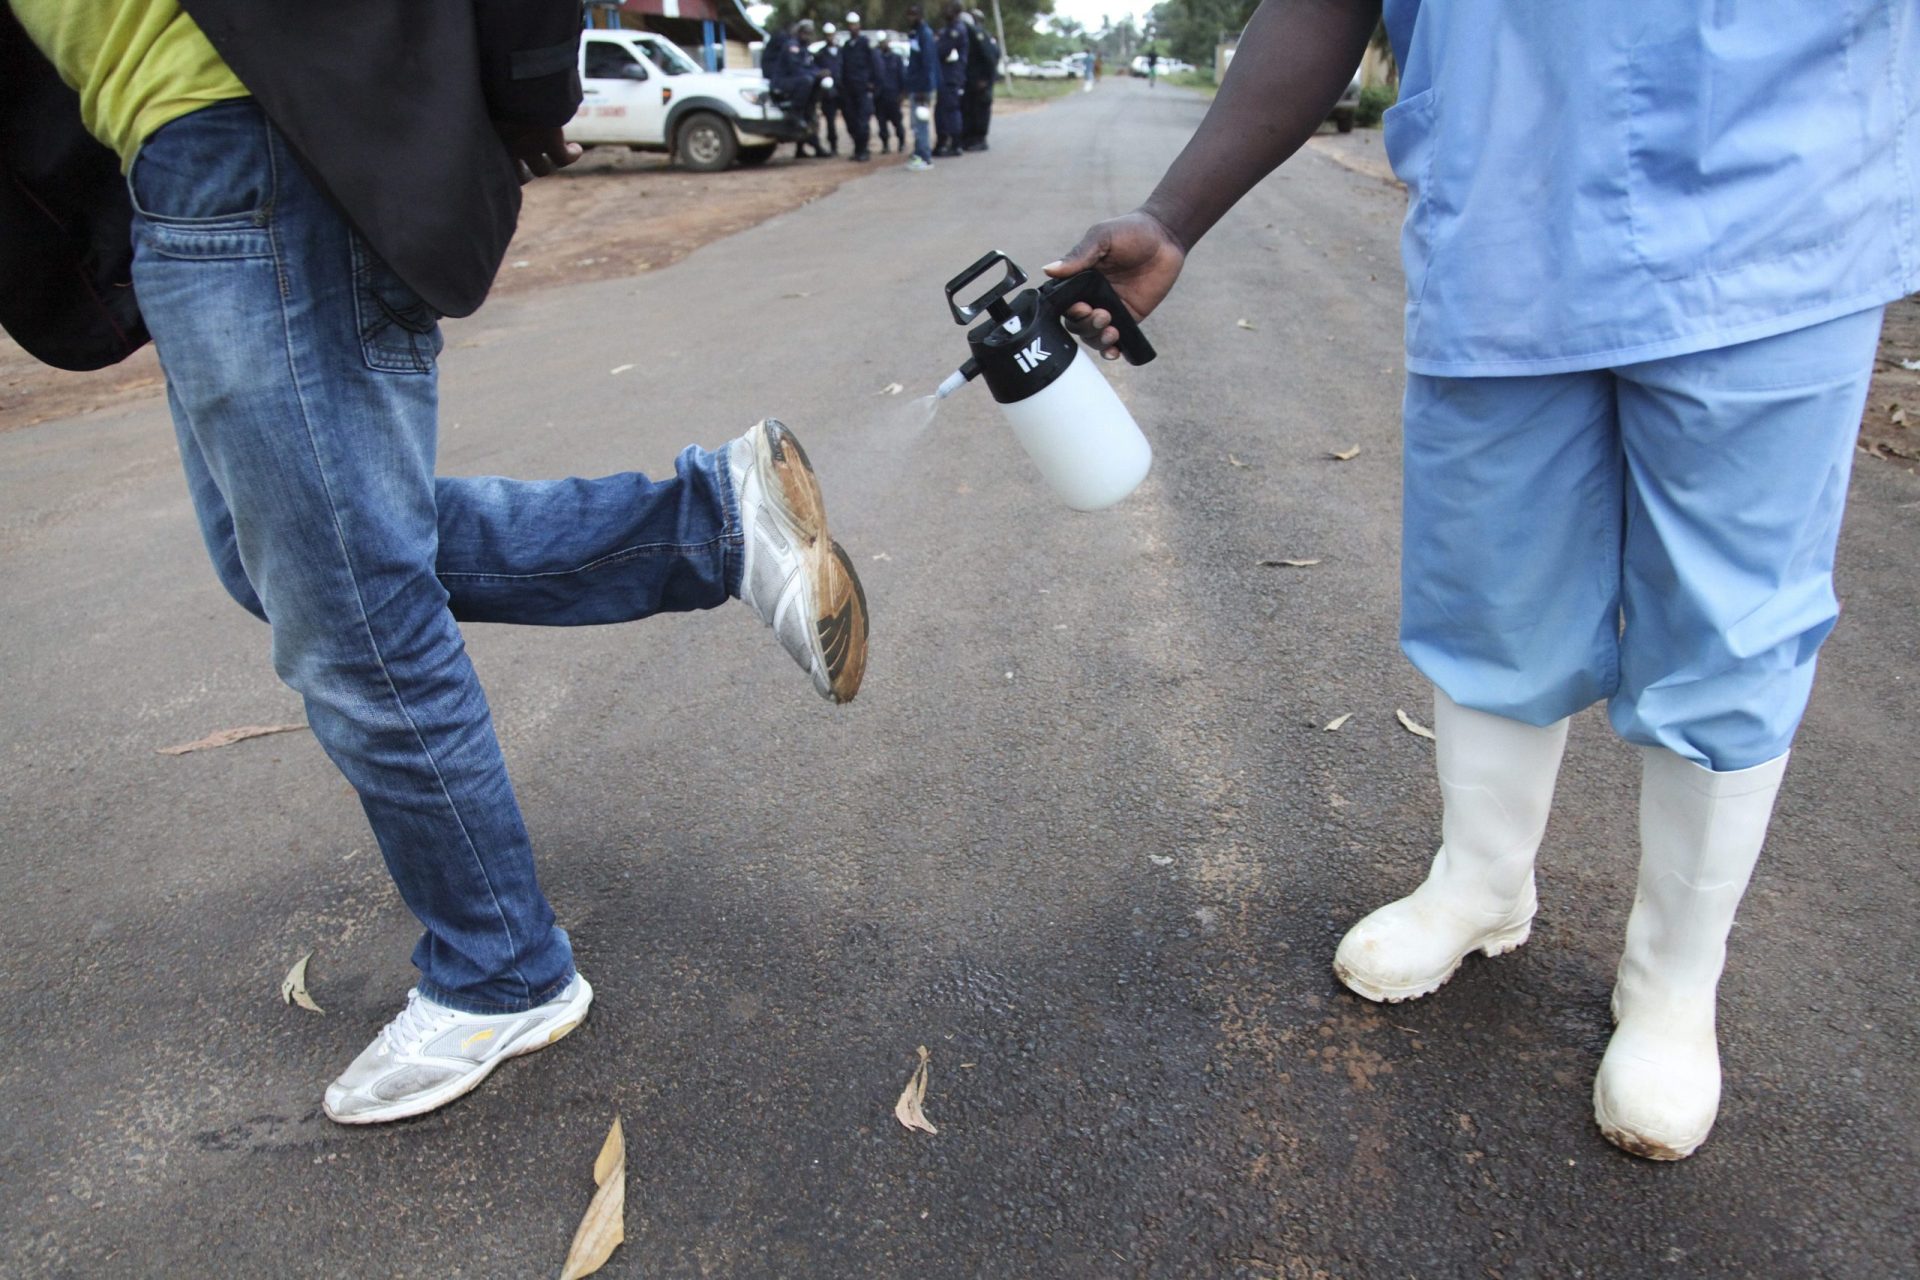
[568,30,807,171]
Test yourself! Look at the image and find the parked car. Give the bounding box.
[1328,73,1359,132]
[1030,59,1075,79]
[568,29,807,171]
[1003,57,1039,78]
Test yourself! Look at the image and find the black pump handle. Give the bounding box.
[944,250,1027,325]
[1038,269,1157,367]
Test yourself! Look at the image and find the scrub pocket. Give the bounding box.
[1381,87,1437,303]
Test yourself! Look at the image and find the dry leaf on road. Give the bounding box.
[894,1045,939,1135]
[1396,707,1436,740]
[1259,558,1321,568]
[880,382,904,396]
[1227,454,1248,468]
[1329,445,1362,461]
[609,364,634,376]
[560,1117,626,1280]
[280,951,323,1014]
[1236,318,1257,331]
[157,724,308,756]
[1324,713,1353,732]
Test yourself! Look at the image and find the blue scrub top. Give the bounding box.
[1380,1,1920,377]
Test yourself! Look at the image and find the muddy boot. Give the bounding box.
[1333,690,1570,1002]
[1594,749,1785,1160]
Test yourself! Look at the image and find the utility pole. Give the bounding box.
[989,0,1007,71]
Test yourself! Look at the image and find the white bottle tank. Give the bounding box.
[999,344,1152,511]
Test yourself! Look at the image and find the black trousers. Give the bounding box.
[872,93,904,148]
[842,89,872,153]
[962,79,994,145]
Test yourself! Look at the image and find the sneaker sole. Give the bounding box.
[755,420,869,704]
[1331,919,1533,1004]
[323,977,594,1126]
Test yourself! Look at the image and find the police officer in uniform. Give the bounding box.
[932,0,969,157]
[960,9,998,151]
[812,24,842,156]
[872,29,906,154]
[762,20,826,157]
[838,12,876,162]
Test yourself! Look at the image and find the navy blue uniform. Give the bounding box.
[812,44,841,152]
[961,27,998,149]
[934,17,969,154]
[762,29,822,154]
[872,45,905,151]
[839,33,876,157]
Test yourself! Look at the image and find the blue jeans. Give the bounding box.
[1399,306,1882,772]
[911,93,932,160]
[129,101,744,1013]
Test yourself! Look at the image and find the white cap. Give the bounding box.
[846,11,861,22]
[823,21,836,31]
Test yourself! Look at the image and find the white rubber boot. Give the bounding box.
[1333,691,1570,1003]
[1594,748,1786,1160]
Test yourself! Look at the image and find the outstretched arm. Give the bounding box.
[1047,0,1380,356]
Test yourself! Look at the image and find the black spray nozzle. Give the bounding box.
[1037,269,1157,367]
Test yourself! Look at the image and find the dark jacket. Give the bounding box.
[967,30,999,85]
[0,0,583,372]
[874,46,905,99]
[811,44,840,101]
[760,29,815,105]
[839,33,876,95]
[905,21,939,95]
[936,18,969,88]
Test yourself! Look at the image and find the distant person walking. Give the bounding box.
[933,0,969,157]
[812,26,842,156]
[903,3,939,171]
[872,31,907,154]
[960,10,999,151]
[838,12,876,162]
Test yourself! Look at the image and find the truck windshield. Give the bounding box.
[642,40,702,76]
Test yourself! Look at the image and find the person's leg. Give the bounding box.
[822,96,839,153]
[1597,306,1883,1159]
[911,94,933,162]
[129,101,573,1016]
[1336,369,1620,1001]
[847,91,871,157]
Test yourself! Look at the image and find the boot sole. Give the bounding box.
[323,977,594,1126]
[1593,1097,1700,1162]
[756,420,868,704]
[1332,919,1533,1004]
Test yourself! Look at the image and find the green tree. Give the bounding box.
[1146,0,1258,69]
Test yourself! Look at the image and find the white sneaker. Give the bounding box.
[905,156,933,172]
[322,975,593,1125]
[730,420,869,703]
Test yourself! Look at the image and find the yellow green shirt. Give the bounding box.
[9,0,248,169]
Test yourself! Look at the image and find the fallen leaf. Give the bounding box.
[872,552,892,561]
[894,1045,939,1135]
[1893,405,1908,425]
[1329,445,1362,461]
[280,951,323,1014]
[1236,318,1257,330]
[1259,557,1321,568]
[1227,454,1248,468]
[1324,713,1353,732]
[511,260,530,268]
[1901,358,1920,371]
[1396,707,1436,740]
[158,724,307,756]
[781,291,812,299]
[1149,855,1174,866]
[560,1117,626,1280]
[880,382,904,396]
[609,364,634,376]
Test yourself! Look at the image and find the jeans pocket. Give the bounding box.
[351,233,443,374]
[127,101,275,260]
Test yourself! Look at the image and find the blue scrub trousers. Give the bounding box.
[1399,307,1883,773]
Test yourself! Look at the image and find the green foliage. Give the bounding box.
[1356,82,1396,127]
[1146,0,1258,69]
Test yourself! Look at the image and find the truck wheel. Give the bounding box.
[676,113,738,172]
[738,144,777,167]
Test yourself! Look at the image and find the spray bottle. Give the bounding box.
[935,251,1155,511]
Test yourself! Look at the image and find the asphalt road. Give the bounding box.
[4,78,1918,1279]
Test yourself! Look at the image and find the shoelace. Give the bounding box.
[376,990,456,1055]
